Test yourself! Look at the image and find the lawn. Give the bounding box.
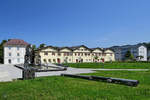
[63,62,150,69]
[0,71,150,100]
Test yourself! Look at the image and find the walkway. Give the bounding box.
[0,64,22,82]
[0,64,149,82]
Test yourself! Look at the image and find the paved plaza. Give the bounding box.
[0,64,149,82]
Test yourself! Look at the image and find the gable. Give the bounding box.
[73,46,91,52]
[41,47,57,52]
[60,48,72,52]
[104,49,114,53]
[92,49,103,53]
[139,46,146,49]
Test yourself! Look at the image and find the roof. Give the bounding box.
[4,39,29,46]
[36,45,113,53]
[59,47,73,51]
[91,47,103,51]
[70,45,92,51]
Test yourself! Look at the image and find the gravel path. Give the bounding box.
[36,67,95,77]
[0,64,149,82]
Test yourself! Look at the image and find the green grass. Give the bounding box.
[0,71,150,100]
[63,62,150,69]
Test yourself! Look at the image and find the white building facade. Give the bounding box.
[4,39,29,64]
[138,45,147,61]
[111,45,147,61]
[35,45,115,64]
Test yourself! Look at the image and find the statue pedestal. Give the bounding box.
[22,68,35,80]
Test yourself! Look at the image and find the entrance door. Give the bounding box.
[8,59,11,64]
[76,59,78,63]
[57,58,61,64]
[101,58,104,63]
[81,59,83,63]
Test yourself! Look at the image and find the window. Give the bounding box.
[75,53,77,56]
[85,53,87,56]
[17,53,20,56]
[70,53,73,56]
[64,53,66,56]
[53,59,56,62]
[78,53,80,56]
[44,52,48,55]
[17,58,20,63]
[110,53,112,56]
[8,59,11,64]
[48,59,51,62]
[9,53,11,56]
[95,53,98,56]
[88,53,90,56]
[67,53,69,56]
[17,47,19,50]
[52,52,55,56]
[43,59,47,62]
[58,53,61,56]
[102,53,106,56]
[8,47,11,50]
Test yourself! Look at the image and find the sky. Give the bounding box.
[0,0,150,48]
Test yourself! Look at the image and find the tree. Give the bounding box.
[94,56,98,63]
[124,50,134,61]
[64,57,68,64]
[147,56,150,61]
[125,51,131,58]
[0,40,7,63]
[136,56,144,61]
[129,54,134,60]
[30,45,36,64]
[39,44,46,48]
[32,45,36,50]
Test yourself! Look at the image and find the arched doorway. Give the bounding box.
[57,58,61,64]
[101,58,105,63]
[8,59,11,64]
[76,59,78,63]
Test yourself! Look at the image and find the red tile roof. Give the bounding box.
[4,39,29,46]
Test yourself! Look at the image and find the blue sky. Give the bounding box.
[0,0,150,48]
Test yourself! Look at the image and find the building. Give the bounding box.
[111,44,147,61]
[110,46,122,61]
[147,50,150,61]
[34,45,115,64]
[3,39,30,64]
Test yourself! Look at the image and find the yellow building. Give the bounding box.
[34,45,115,64]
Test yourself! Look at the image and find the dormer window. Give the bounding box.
[52,52,55,56]
[44,52,48,55]
[58,53,61,56]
